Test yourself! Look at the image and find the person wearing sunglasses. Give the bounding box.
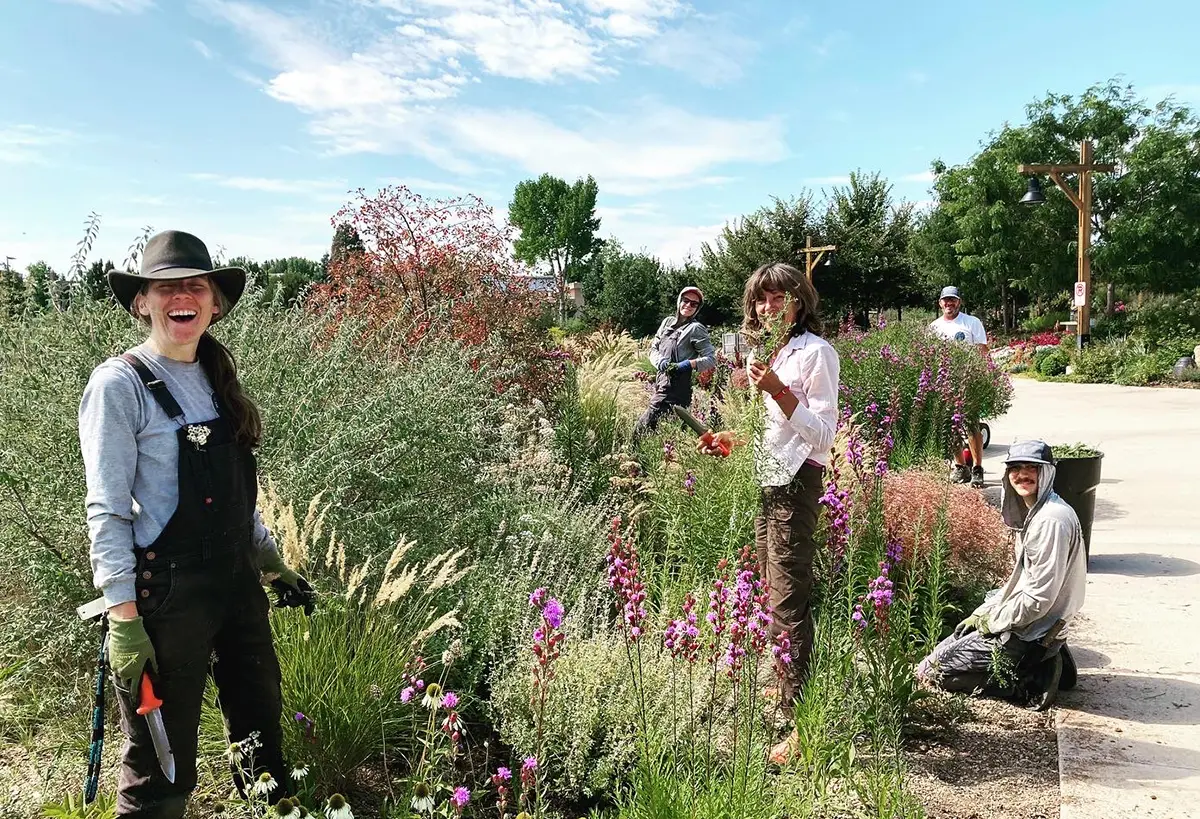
[916,440,1085,707]
[634,286,716,437]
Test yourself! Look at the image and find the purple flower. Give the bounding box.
[852,604,866,629]
[451,786,470,808]
[542,598,564,629]
[683,471,697,496]
[529,588,547,609]
[441,691,459,709]
[522,756,538,772]
[496,766,512,782]
[400,687,415,704]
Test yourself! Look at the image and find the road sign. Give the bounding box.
[1074,281,1087,307]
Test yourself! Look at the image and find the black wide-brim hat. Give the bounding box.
[107,230,246,322]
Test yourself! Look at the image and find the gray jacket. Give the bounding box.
[648,318,716,371]
[980,460,1087,642]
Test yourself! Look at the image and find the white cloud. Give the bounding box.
[642,20,757,86]
[1144,84,1200,104]
[901,170,934,183]
[202,0,779,193]
[596,203,729,264]
[189,173,350,201]
[0,125,74,164]
[192,39,213,59]
[54,0,154,12]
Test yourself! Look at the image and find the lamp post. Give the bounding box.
[800,235,836,284]
[1017,139,1115,349]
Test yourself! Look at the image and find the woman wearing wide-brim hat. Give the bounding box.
[79,229,314,816]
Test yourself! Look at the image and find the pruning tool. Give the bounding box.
[671,405,731,457]
[76,596,177,795]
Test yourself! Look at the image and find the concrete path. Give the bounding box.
[982,379,1200,819]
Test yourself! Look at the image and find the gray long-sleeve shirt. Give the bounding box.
[78,343,278,608]
[647,317,717,372]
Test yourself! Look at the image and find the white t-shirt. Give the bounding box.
[929,313,987,345]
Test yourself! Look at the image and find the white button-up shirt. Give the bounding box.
[750,332,840,487]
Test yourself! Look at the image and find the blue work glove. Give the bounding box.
[656,358,671,373]
[675,360,692,374]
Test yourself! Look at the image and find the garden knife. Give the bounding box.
[138,674,176,783]
[671,406,731,456]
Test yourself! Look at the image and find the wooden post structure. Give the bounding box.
[1018,140,1115,349]
[800,235,837,284]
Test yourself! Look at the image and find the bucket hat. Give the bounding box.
[107,230,246,322]
[1003,440,1055,467]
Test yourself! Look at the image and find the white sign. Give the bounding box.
[1073,281,1087,308]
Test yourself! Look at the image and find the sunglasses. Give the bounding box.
[681,297,701,307]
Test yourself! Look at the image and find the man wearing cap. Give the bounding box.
[634,286,717,436]
[916,440,1086,706]
[929,286,989,486]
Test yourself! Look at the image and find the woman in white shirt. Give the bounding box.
[699,262,840,763]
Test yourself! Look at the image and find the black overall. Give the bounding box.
[115,353,289,818]
[635,322,694,435]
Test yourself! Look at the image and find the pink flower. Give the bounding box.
[441,691,459,709]
[400,686,414,704]
[529,588,547,609]
[451,786,470,809]
[542,598,564,629]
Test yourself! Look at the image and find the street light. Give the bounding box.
[1017,139,1115,350]
[801,235,837,284]
[1019,176,1046,205]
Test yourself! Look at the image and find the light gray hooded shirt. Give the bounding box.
[978,461,1087,642]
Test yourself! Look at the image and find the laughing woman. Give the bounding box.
[79,230,315,817]
[698,262,840,764]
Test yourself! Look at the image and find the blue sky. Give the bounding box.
[3,0,1199,274]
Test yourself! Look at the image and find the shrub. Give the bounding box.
[833,322,1013,469]
[1072,340,1122,383]
[1128,289,1200,351]
[1019,311,1069,333]
[882,468,1012,589]
[1049,443,1103,459]
[1038,348,1070,377]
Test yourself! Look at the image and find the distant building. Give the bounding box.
[524,275,585,309]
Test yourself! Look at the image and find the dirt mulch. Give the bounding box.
[904,693,1059,819]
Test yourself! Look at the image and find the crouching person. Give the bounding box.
[916,440,1086,706]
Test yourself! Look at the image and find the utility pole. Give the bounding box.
[799,235,836,284]
[1018,140,1115,349]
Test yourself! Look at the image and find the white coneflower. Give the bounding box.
[227,743,244,767]
[326,793,354,819]
[290,763,309,781]
[421,682,443,710]
[252,772,277,796]
[410,781,435,813]
[273,798,298,817]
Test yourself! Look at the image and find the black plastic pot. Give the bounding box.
[1053,454,1103,561]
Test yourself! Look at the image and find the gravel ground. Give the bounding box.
[906,693,1059,819]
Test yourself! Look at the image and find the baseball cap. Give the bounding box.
[939,286,961,301]
[1003,440,1055,467]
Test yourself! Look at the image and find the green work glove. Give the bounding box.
[108,615,157,693]
[954,612,991,638]
[259,550,317,616]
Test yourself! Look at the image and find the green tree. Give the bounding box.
[818,171,918,323]
[80,259,116,302]
[508,173,603,323]
[330,223,365,267]
[0,264,24,319]
[586,241,666,336]
[267,256,325,308]
[917,79,1200,327]
[698,194,819,327]
[25,261,53,312]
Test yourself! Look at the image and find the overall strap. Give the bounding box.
[121,353,185,421]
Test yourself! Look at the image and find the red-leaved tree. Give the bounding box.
[309,185,564,396]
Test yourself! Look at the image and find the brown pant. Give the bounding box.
[755,463,824,705]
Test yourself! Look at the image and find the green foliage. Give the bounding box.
[1050,443,1103,459]
[584,241,668,337]
[1020,310,1069,333]
[79,260,116,303]
[25,261,55,312]
[698,195,818,327]
[819,172,920,317]
[1128,289,1200,349]
[39,793,117,819]
[1038,348,1070,377]
[509,173,603,321]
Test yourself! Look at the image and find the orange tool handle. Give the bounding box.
[137,673,163,716]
